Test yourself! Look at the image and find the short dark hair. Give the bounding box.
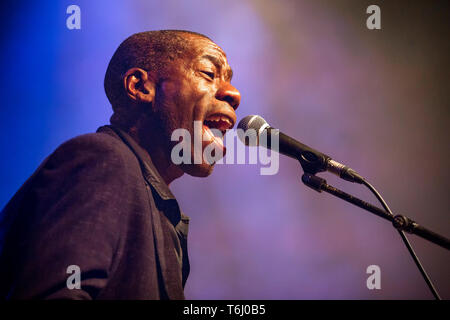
[104,30,211,127]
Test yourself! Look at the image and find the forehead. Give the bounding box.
[182,34,233,80]
[184,34,228,63]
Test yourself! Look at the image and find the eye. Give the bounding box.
[201,71,215,80]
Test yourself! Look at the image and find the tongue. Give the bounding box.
[202,124,225,154]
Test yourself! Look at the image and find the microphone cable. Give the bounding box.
[361,179,441,300]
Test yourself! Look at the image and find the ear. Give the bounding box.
[123,68,155,103]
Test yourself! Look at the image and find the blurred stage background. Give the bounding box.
[0,0,449,299]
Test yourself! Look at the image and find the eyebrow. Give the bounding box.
[201,54,233,81]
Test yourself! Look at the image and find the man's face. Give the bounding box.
[153,34,241,177]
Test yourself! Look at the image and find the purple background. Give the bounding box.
[1,0,449,299]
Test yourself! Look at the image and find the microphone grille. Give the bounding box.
[237,115,268,132]
[237,115,270,146]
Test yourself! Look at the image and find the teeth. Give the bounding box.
[204,114,233,127]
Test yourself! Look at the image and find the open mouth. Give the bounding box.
[203,114,234,136]
[201,113,234,157]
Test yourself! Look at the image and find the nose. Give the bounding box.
[216,82,241,110]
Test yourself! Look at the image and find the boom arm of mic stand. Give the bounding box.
[301,173,450,250]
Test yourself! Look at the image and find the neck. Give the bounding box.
[127,120,184,186]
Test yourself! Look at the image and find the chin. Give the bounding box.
[180,163,215,177]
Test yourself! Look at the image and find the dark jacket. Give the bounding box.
[0,125,190,299]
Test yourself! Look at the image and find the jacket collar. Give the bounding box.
[96,125,185,226]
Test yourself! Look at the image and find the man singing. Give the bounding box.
[0,30,241,299]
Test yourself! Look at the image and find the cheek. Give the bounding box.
[159,80,187,107]
[157,80,193,125]
[163,79,210,121]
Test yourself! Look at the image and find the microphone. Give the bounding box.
[237,115,364,184]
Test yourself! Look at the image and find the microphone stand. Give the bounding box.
[301,173,450,299]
